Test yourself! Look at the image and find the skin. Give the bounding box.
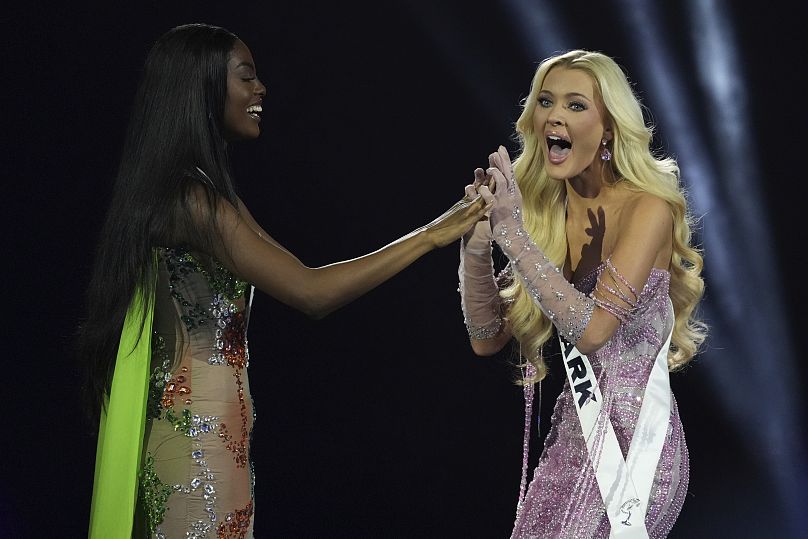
[197,40,491,319]
[223,40,266,141]
[467,67,674,356]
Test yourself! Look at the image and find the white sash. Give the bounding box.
[559,323,673,538]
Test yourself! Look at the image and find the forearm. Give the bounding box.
[301,227,434,318]
[215,191,490,319]
[458,249,502,337]
[500,230,593,338]
[458,220,505,332]
[458,222,515,355]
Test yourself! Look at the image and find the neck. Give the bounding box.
[566,177,602,199]
[565,163,612,209]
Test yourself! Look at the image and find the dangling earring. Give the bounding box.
[600,140,612,161]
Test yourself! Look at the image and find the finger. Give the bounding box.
[459,197,485,220]
[498,145,512,171]
[464,184,477,200]
[477,184,495,206]
[486,166,509,195]
[473,168,487,188]
[462,193,483,208]
[488,151,501,171]
[467,198,492,221]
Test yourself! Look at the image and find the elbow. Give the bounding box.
[575,331,611,355]
[470,339,506,357]
[298,298,333,320]
[573,310,619,355]
[575,340,601,356]
[297,288,340,320]
[287,288,330,320]
[304,306,331,320]
[293,268,344,320]
[468,321,511,356]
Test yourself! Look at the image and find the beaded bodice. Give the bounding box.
[139,247,257,538]
[511,263,685,538]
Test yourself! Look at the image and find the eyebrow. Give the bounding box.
[233,61,255,71]
[539,90,593,102]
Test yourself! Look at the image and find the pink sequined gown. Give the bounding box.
[511,263,688,538]
[136,248,256,538]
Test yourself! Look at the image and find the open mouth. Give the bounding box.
[546,134,571,162]
[247,105,262,121]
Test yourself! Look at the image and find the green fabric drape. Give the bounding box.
[88,285,154,538]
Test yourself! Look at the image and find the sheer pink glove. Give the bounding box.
[458,169,503,339]
[485,146,595,344]
[459,218,504,339]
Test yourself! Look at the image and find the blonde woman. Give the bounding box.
[459,50,706,538]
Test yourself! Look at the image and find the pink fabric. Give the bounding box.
[458,221,503,339]
[511,265,687,538]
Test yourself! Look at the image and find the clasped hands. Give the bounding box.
[423,145,524,250]
[462,145,525,248]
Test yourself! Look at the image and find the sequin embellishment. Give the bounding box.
[217,500,254,539]
[139,454,173,534]
[210,293,251,468]
[143,248,255,537]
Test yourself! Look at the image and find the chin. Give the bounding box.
[227,129,260,142]
[544,163,568,181]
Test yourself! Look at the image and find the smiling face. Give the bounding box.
[223,40,266,141]
[533,66,611,181]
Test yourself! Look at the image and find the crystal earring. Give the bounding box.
[600,140,612,161]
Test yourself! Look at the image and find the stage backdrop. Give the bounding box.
[3,1,805,537]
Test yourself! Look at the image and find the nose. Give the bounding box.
[255,79,267,97]
[547,108,565,127]
[546,101,567,127]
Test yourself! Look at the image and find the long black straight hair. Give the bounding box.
[78,23,241,423]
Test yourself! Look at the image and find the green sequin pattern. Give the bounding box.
[162,248,249,331]
[140,454,173,534]
[147,334,171,420]
[164,408,194,435]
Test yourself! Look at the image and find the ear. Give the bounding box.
[602,125,614,142]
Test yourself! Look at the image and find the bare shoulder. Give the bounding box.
[614,191,673,262]
[622,191,672,230]
[607,190,674,273]
[185,182,239,224]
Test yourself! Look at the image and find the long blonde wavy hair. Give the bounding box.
[503,50,706,380]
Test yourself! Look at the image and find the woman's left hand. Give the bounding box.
[477,145,526,249]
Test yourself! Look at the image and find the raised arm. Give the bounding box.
[193,187,490,319]
[458,169,513,356]
[481,146,672,354]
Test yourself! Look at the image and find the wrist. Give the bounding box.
[466,316,504,340]
[462,238,493,257]
[415,226,440,252]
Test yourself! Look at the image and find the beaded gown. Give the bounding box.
[137,247,256,538]
[510,263,688,538]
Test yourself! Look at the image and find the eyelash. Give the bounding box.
[242,76,256,82]
[538,97,587,111]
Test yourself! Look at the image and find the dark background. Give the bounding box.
[3,1,805,537]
